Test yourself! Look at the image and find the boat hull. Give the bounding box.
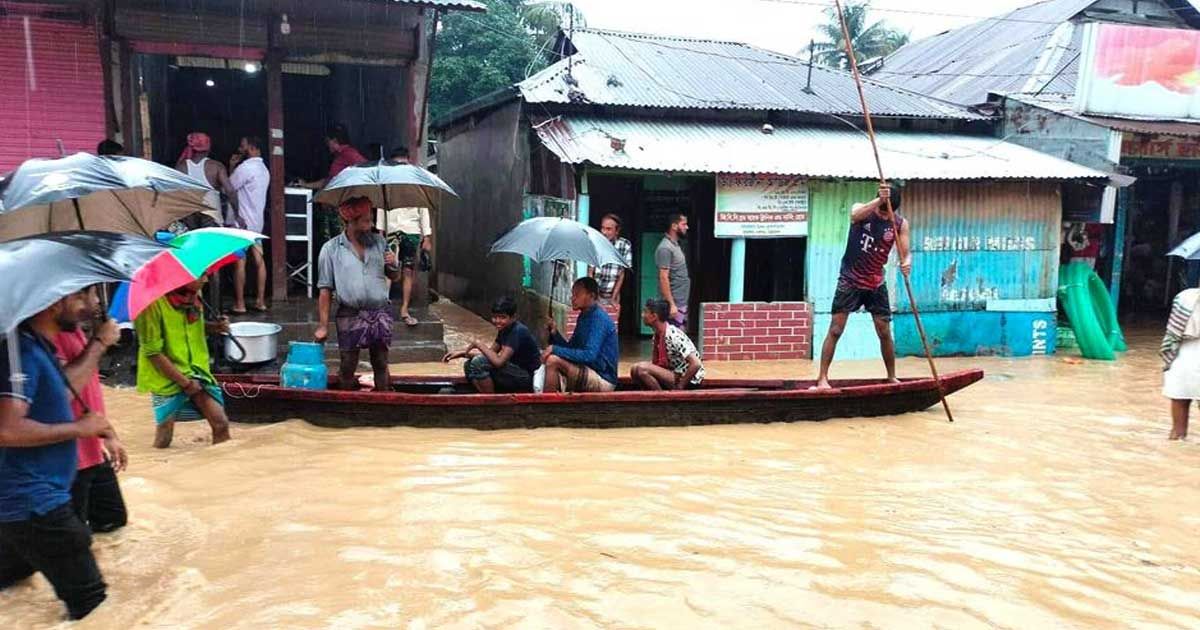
[217,370,984,430]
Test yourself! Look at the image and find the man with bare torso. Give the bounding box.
[175,132,237,224]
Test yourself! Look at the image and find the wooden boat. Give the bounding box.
[215,369,983,430]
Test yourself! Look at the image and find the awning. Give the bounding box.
[534,116,1111,182]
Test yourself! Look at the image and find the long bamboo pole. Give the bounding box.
[833,0,955,423]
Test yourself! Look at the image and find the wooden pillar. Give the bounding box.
[405,10,433,163]
[267,20,288,300]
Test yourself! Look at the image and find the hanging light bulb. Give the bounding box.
[244,62,259,74]
[205,78,216,87]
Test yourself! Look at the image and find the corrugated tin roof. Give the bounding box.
[876,0,1200,106]
[1082,115,1200,137]
[1005,93,1200,137]
[874,0,1093,106]
[367,0,487,11]
[534,116,1108,181]
[518,28,984,120]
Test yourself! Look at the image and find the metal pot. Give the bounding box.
[224,322,282,364]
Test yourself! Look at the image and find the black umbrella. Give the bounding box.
[0,153,215,242]
[1,231,167,396]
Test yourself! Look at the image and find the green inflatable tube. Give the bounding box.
[1060,259,1123,357]
[1086,265,1127,352]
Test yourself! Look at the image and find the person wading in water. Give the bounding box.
[814,183,912,390]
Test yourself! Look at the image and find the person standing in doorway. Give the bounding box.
[228,136,270,314]
[297,125,367,191]
[175,132,237,222]
[315,197,403,391]
[589,213,633,310]
[377,147,433,327]
[655,213,691,328]
[814,184,911,390]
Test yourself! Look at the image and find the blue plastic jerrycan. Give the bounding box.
[280,341,328,390]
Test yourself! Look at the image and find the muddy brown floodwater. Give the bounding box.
[1,331,1198,629]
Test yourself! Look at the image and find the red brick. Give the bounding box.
[741,312,771,321]
[777,335,805,344]
[728,352,752,361]
[742,344,767,352]
[755,352,781,360]
[755,303,781,311]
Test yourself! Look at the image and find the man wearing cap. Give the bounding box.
[174,132,237,224]
[315,197,403,391]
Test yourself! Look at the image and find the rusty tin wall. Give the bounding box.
[903,180,1062,313]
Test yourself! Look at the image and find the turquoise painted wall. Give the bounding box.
[806,180,1062,358]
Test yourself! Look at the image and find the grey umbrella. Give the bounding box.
[1,231,167,398]
[0,153,215,242]
[314,160,457,212]
[1168,232,1200,260]
[490,217,631,269]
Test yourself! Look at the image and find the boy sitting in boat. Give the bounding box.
[134,278,232,448]
[443,296,541,393]
[630,299,705,390]
[543,277,619,393]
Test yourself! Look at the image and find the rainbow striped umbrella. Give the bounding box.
[122,227,265,320]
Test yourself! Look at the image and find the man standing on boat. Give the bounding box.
[543,277,619,393]
[315,196,402,391]
[814,183,911,390]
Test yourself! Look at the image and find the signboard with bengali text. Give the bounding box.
[714,174,808,238]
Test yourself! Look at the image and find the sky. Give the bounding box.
[561,0,1073,55]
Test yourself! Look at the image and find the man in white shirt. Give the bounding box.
[228,136,270,313]
[376,147,433,327]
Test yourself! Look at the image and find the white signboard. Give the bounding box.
[714,174,808,238]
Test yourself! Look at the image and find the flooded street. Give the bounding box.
[2,331,1199,629]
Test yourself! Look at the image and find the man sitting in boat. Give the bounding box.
[314,196,403,391]
[443,296,541,393]
[543,277,619,393]
[630,299,705,390]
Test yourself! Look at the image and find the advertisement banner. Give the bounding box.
[714,174,808,238]
[1076,23,1200,119]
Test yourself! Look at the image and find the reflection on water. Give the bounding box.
[2,335,1199,629]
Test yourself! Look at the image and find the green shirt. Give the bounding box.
[134,297,214,395]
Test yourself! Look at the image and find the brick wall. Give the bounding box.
[565,301,621,337]
[700,302,812,361]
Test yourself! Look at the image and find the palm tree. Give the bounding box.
[811,2,910,70]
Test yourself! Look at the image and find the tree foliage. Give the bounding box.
[428,0,583,122]
[811,2,910,70]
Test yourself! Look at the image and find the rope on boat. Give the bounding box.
[222,382,263,399]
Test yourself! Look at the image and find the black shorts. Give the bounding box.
[832,280,891,320]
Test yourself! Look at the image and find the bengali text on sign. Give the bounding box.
[715,174,808,238]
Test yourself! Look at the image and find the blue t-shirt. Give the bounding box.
[0,332,77,522]
[496,321,541,375]
[550,304,619,384]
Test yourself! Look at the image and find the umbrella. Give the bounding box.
[0,153,216,242]
[0,231,168,334]
[119,227,266,320]
[0,231,168,396]
[314,160,457,212]
[1168,232,1200,260]
[489,217,631,269]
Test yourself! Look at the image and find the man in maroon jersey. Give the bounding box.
[814,184,911,390]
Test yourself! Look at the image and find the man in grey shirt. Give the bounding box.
[315,197,402,391]
[655,213,691,328]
